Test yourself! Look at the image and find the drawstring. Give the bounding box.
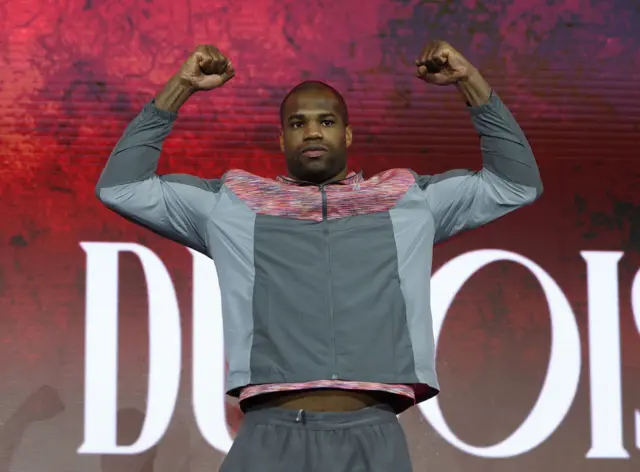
[295,409,306,424]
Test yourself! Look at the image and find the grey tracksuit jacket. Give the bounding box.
[96,92,543,412]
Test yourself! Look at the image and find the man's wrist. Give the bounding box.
[154,75,197,113]
[455,68,491,107]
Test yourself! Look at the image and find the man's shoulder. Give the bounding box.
[363,168,419,186]
[220,169,282,189]
[221,169,275,182]
[220,169,293,203]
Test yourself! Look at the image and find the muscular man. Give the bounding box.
[96,40,543,471]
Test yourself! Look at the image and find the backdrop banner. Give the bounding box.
[1,0,639,471]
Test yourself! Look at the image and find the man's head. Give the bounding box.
[279,81,352,184]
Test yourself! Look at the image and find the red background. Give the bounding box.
[1,0,639,471]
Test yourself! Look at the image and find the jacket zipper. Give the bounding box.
[319,185,338,379]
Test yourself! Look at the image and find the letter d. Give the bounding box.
[78,242,181,454]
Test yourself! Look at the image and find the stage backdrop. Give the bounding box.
[1,0,639,471]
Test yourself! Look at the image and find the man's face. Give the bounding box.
[280,89,352,184]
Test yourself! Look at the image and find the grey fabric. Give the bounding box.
[248,212,419,387]
[207,187,258,393]
[250,215,333,384]
[98,176,221,254]
[414,92,542,244]
[469,92,542,191]
[96,101,177,188]
[220,405,413,472]
[96,101,223,254]
[388,187,439,391]
[329,213,417,382]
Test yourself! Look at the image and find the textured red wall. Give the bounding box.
[1,0,639,471]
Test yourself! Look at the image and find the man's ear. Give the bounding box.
[279,130,285,152]
[346,125,353,148]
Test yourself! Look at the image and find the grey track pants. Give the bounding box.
[219,404,413,472]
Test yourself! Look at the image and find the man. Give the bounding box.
[96,40,542,471]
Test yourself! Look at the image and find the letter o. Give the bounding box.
[419,250,581,458]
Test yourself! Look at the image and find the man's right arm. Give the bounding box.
[95,45,236,255]
[95,96,221,254]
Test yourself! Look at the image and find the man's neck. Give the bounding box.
[288,169,349,186]
[322,169,349,185]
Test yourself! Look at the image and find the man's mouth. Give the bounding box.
[301,145,328,158]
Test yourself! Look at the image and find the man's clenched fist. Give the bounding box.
[415,40,476,85]
[178,45,235,91]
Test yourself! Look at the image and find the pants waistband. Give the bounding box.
[242,404,398,430]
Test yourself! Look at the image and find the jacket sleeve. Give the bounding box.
[415,92,543,244]
[95,100,222,255]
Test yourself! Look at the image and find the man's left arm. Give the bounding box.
[414,41,543,243]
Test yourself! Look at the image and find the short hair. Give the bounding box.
[279,81,349,126]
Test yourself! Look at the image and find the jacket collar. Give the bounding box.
[276,171,364,187]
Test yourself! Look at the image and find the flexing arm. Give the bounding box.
[95,98,221,253]
[96,45,236,254]
[415,41,543,243]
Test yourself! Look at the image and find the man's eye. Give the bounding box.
[321,120,335,126]
[291,122,303,129]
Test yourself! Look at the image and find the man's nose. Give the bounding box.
[303,123,323,140]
